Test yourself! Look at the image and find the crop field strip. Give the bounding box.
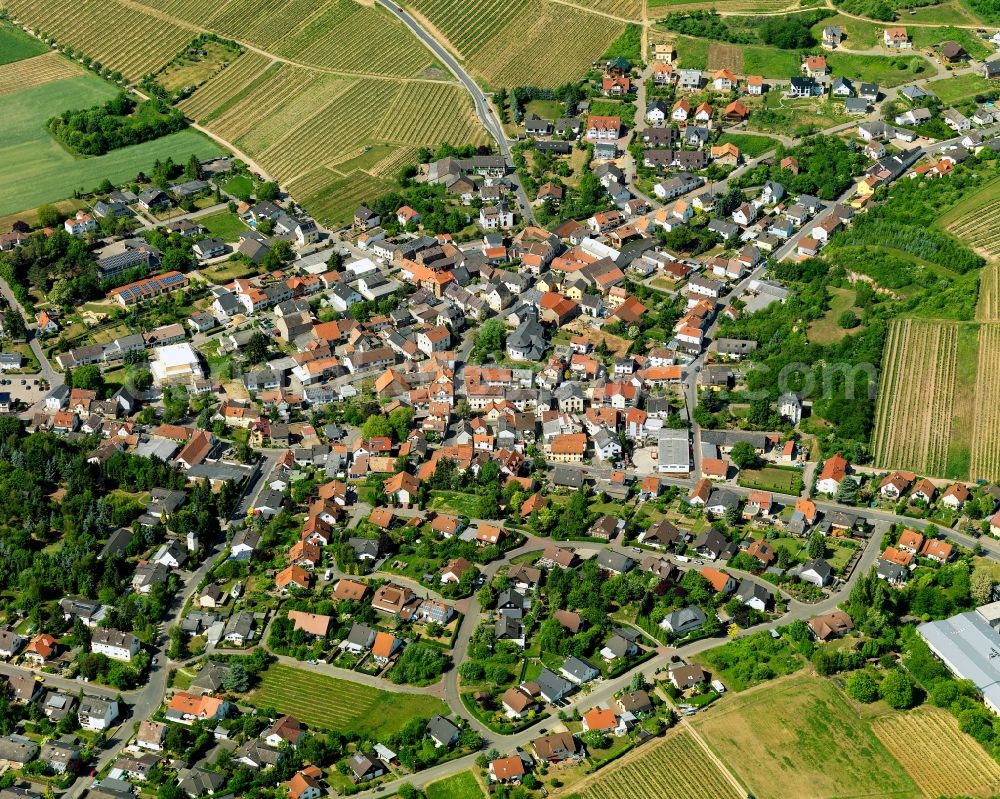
[706,43,744,73]
[972,323,1000,482]
[6,0,192,80]
[947,195,1000,259]
[580,730,741,799]
[406,0,623,87]
[0,51,81,96]
[566,0,644,18]
[132,0,436,78]
[977,263,1000,322]
[872,708,1000,798]
[177,50,273,121]
[872,319,959,476]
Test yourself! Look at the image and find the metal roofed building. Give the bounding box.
[919,607,1000,714]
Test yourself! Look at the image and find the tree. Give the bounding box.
[838,310,860,329]
[806,531,825,559]
[972,568,995,606]
[256,181,280,201]
[729,441,757,470]
[361,414,393,440]
[879,670,914,709]
[71,364,104,393]
[243,332,269,365]
[845,670,879,703]
[581,730,610,750]
[471,318,505,362]
[223,663,250,693]
[37,204,61,228]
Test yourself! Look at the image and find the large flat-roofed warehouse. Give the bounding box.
[919,603,1000,714]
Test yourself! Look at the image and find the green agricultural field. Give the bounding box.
[0,21,49,65]
[250,663,448,739]
[693,675,920,799]
[195,210,248,241]
[0,73,222,217]
[425,771,486,799]
[716,132,777,158]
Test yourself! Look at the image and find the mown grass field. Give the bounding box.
[716,132,776,158]
[872,705,1000,798]
[693,675,920,799]
[0,73,222,217]
[0,20,49,64]
[578,730,741,799]
[425,771,486,799]
[250,663,448,739]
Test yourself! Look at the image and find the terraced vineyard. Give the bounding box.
[581,731,740,799]
[873,707,1000,798]
[972,323,1000,482]
[406,0,623,87]
[872,319,960,476]
[5,0,192,80]
[0,51,81,96]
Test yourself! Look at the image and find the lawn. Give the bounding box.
[222,174,254,200]
[808,286,861,345]
[524,98,564,121]
[428,490,481,518]
[742,45,801,78]
[931,72,998,105]
[693,674,920,799]
[425,771,485,799]
[196,210,248,241]
[826,53,936,87]
[0,22,48,65]
[250,663,448,739]
[0,73,223,217]
[672,34,711,70]
[200,259,260,283]
[737,465,803,495]
[810,14,881,50]
[715,132,776,159]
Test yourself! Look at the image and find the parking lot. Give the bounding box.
[1,374,52,409]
